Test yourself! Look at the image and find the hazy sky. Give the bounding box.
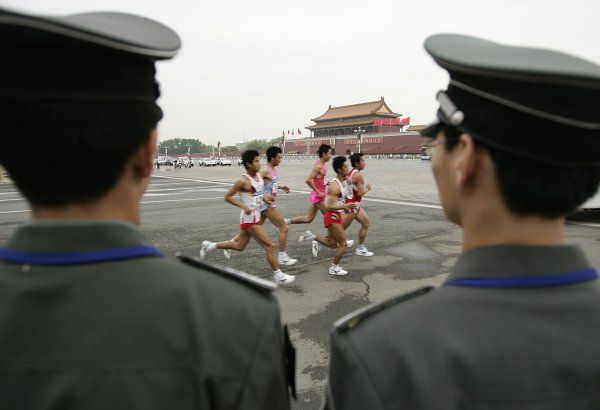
[6,0,600,145]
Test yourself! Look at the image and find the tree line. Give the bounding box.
[158,137,285,156]
[157,138,236,156]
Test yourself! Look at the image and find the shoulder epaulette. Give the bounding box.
[177,255,277,293]
[334,286,434,333]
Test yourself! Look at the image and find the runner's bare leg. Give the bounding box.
[355,208,370,245]
[263,207,289,252]
[247,224,279,270]
[289,202,327,224]
[327,223,347,265]
[216,230,251,251]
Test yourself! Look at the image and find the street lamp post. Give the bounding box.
[353,127,365,154]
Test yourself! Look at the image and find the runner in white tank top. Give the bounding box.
[229,146,298,266]
[239,172,264,227]
[299,156,356,276]
[199,150,295,284]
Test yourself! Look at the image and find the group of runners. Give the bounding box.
[200,143,374,284]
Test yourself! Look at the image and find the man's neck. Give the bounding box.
[31,179,143,225]
[32,200,141,224]
[461,207,564,252]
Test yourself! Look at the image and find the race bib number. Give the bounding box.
[345,186,353,200]
[253,194,264,206]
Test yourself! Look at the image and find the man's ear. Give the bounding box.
[132,129,158,179]
[454,133,478,189]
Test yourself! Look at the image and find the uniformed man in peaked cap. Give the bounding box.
[0,7,293,409]
[326,34,600,409]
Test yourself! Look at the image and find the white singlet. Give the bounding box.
[239,173,264,226]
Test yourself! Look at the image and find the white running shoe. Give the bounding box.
[355,246,374,257]
[298,231,317,242]
[199,240,212,259]
[223,249,231,259]
[329,265,349,276]
[278,254,298,266]
[346,240,354,247]
[274,271,296,284]
[312,240,322,257]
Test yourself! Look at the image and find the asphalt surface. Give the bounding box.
[0,160,599,409]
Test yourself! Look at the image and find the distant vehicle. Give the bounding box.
[217,158,232,166]
[157,156,173,166]
[580,190,600,209]
[203,158,218,166]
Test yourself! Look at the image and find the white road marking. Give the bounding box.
[145,187,226,194]
[567,222,600,229]
[1,175,598,227]
[141,196,225,204]
[151,175,231,186]
[151,175,443,209]
[148,181,217,187]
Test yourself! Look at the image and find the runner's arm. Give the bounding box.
[225,178,253,213]
[354,173,371,197]
[259,168,275,203]
[259,167,271,183]
[327,183,354,212]
[305,164,322,194]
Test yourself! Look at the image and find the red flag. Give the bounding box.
[297,129,302,135]
[400,117,410,125]
[373,119,383,126]
[390,118,401,125]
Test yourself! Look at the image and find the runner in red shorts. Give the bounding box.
[200,149,295,284]
[342,152,374,256]
[299,156,356,276]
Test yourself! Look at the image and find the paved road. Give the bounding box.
[0,160,599,409]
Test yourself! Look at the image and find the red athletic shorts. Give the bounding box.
[240,221,261,230]
[324,211,342,228]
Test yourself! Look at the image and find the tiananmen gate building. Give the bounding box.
[284,97,428,155]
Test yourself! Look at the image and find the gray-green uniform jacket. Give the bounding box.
[327,244,600,409]
[0,220,291,410]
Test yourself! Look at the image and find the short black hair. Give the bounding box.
[440,124,600,218]
[318,144,331,158]
[332,156,347,174]
[0,101,161,208]
[350,152,364,168]
[241,149,260,170]
[266,146,282,162]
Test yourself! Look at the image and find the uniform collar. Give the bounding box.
[445,243,592,284]
[4,219,149,254]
